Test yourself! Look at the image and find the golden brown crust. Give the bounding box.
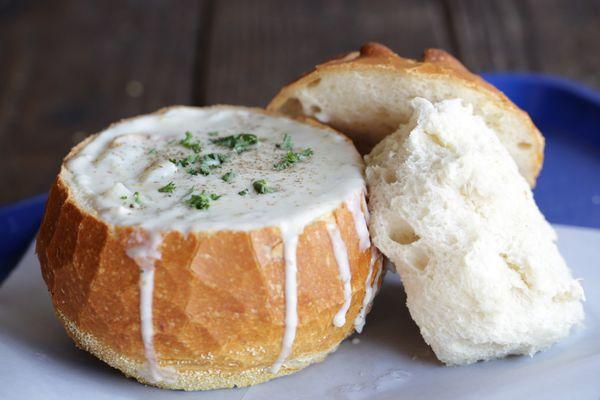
[36,106,382,390]
[267,42,544,184]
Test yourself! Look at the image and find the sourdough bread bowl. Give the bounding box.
[36,105,383,390]
[268,43,544,186]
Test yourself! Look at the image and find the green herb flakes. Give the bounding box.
[119,195,128,200]
[185,191,221,210]
[170,151,228,175]
[238,189,249,196]
[133,191,142,205]
[187,165,210,176]
[211,133,258,153]
[158,182,175,193]
[201,153,229,167]
[207,131,219,137]
[221,171,235,182]
[186,153,228,176]
[276,133,293,150]
[274,148,313,170]
[253,179,275,194]
[169,154,199,168]
[179,131,202,153]
[185,193,211,210]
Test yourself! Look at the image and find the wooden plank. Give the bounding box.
[446,0,600,87]
[444,0,535,71]
[200,0,454,107]
[0,0,202,204]
[524,0,600,88]
[3,0,598,206]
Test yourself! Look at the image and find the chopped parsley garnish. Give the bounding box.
[179,131,202,153]
[211,133,258,153]
[119,195,128,200]
[274,148,314,170]
[276,133,293,150]
[238,188,249,196]
[133,191,142,205]
[185,192,210,210]
[169,154,199,168]
[207,131,219,137]
[186,165,210,176]
[201,153,229,167]
[185,191,221,210]
[186,153,229,176]
[158,182,175,193]
[253,179,275,194]
[221,171,235,182]
[147,148,157,155]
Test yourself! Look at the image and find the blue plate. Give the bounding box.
[482,73,600,229]
[0,193,47,283]
[1,74,598,283]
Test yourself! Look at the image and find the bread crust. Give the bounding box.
[267,43,544,185]
[36,106,382,390]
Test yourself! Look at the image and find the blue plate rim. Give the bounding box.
[482,72,600,106]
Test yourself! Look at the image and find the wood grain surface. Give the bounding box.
[0,0,598,204]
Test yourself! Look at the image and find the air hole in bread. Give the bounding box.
[386,214,420,245]
[406,247,429,271]
[500,253,532,289]
[427,133,446,148]
[518,142,532,149]
[279,97,303,117]
[307,78,321,88]
[384,169,397,184]
[310,105,322,115]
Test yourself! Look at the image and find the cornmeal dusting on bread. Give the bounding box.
[51,106,378,388]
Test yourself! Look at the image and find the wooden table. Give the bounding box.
[1,0,599,205]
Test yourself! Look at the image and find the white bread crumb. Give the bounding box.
[366,98,585,365]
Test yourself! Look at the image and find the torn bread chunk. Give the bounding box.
[366,97,584,365]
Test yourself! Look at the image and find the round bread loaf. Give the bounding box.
[268,43,544,186]
[36,106,383,390]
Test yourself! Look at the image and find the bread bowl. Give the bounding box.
[36,105,383,390]
[268,43,544,186]
[365,97,584,365]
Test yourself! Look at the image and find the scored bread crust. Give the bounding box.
[267,43,544,186]
[36,106,383,390]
